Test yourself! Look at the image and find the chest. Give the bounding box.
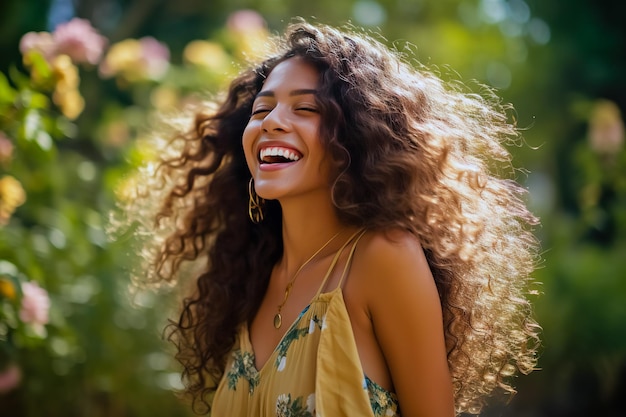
[249,260,346,369]
[212,293,400,417]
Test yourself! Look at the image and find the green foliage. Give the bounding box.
[0,18,193,417]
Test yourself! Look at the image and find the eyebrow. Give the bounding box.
[255,89,318,98]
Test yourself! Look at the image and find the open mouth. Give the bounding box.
[259,146,303,164]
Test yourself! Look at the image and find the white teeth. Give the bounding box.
[259,147,301,162]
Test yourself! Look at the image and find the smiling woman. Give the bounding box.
[244,58,331,204]
[122,19,540,417]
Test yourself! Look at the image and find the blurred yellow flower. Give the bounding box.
[588,99,624,154]
[47,54,85,119]
[0,175,26,225]
[53,88,85,120]
[150,86,179,111]
[101,39,142,80]
[51,54,80,90]
[0,277,16,300]
[183,40,231,72]
[237,31,270,59]
[99,37,170,83]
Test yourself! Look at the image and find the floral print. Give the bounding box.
[365,376,400,417]
[216,239,401,417]
[227,350,259,394]
[276,393,315,417]
[273,309,322,368]
[308,315,323,334]
[274,326,308,368]
[225,311,399,416]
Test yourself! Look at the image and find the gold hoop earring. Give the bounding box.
[248,178,265,223]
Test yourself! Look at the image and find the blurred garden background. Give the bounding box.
[0,0,624,416]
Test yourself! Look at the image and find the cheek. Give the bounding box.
[242,122,258,171]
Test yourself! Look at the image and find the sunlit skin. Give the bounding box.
[244,58,455,417]
[243,57,333,204]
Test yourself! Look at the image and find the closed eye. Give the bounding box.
[251,108,271,116]
[296,107,319,113]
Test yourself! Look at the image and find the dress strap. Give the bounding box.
[314,229,366,297]
[336,229,367,289]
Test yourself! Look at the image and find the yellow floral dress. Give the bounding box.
[212,230,400,417]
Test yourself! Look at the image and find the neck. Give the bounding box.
[277,191,346,275]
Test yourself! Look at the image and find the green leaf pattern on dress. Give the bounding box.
[276,393,315,417]
[227,350,259,394]
[273,309,323,369]
[366,376,400,416]
[225,309,398,416]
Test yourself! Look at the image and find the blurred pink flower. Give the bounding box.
[0,364,21,394]
[0,132,14,165]
[53,18,108,65]
[138,36,170,79]
[19,281,50,335]
[19,31,56,61]
[227,9,266,34]
[225,10,269,59]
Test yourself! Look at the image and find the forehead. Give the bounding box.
[260,57,320,93]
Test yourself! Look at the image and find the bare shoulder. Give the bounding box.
[349,229,455,416]
[350,228,435,303]
[360,228,424,255]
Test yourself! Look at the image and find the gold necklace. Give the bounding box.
[273,230,342,329]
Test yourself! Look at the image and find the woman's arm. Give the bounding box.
[357,230,455,417]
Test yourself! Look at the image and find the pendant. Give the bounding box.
[273,313,282,329]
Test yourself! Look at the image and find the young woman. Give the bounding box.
[125,20,540,416]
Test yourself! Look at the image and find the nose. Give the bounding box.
[261,105,290,133]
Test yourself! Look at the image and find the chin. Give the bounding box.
[253,181,285,201]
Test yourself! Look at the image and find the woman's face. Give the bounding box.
[243,57,333,202]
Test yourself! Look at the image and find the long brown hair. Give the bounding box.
[121,19,540,415]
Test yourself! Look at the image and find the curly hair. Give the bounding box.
[121,19,540,415]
